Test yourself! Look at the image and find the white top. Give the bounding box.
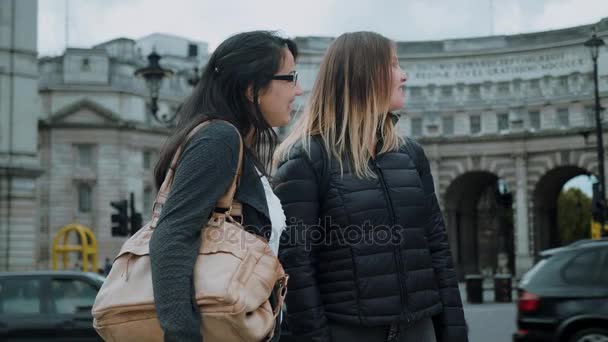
[257,169,286,255]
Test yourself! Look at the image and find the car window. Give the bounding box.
[0,278,42,314]
[521,253,570,289]
[520,259,548,286]
[50,278,97,314]
[561,249,602,286]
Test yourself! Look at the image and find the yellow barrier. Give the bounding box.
[52,224,98,272]
[591,220,607,240]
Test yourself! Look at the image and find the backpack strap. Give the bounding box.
[402,138,423,177]
[311,135,331,201]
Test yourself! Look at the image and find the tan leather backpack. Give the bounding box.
[92,121,288,341]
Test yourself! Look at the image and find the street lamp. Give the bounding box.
[584,29,607,237]
[135,51,174,125]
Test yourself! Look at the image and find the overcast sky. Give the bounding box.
[38,0,608,57]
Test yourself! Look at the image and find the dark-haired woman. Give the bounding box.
[149,30,302,342]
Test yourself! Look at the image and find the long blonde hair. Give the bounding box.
[274,31,403,178]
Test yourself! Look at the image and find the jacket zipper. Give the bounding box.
[372,160,408,318]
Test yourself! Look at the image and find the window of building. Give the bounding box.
[529,111,541,130]
[558,76,568,89]
[143,150,152,170]
[511,110,524,130]
[81,57,91,71]
[557,108,570,128]
[143,186,154,213]
[513,79,522,93]
[469,85,481,99]
[470,115,481,134]
[442,116,454,135]
[170,76,182,90]
[497,82,510,95]
[78,183,93,213]
[411,117,423,137]
[426,111,439,122]
[530,79,540,91]
[409,87,421,98]
[188,43,198,58]
[76,144,94,168]
[441,86,453,97]
[425,111,439,135]
[497,113,509,131]
[143,150,159,171]
[585,105,595,126]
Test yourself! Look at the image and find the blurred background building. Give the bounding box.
[1,0,607,280]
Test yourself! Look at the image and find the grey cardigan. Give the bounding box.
[149,120,271,342]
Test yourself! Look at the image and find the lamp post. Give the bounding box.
[134,51,174,125]
[584,30,607,237]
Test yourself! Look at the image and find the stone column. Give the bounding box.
[514,153,533,277]
[0,0,42,271]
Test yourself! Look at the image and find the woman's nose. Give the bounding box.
[295,82,304,96]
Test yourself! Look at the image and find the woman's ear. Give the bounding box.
[246,86,255,103]
[246,86,263,104]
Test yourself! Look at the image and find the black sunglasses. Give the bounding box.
[271,71,298,85]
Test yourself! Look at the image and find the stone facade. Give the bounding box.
[35,35,207,271]
[2,2,607,278]
[396,22,608,277]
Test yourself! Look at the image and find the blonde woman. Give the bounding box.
[274,32,467,342]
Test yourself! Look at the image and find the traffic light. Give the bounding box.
[129,192,143,235]
[130,212,143,236]
[111,193,144,237]
[111,200,129,236]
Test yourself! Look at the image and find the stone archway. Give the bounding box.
[533,166,591,255]
[444,171,514,278]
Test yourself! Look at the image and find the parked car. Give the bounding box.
[513,239,608,342]
[0,270,105,341]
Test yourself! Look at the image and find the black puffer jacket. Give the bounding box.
[274,137,467,342]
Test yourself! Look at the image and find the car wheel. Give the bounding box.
[570,328,608,342]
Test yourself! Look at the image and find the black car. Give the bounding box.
[536,239,602,259]
[0,270,105,341]
[513,239,608,342]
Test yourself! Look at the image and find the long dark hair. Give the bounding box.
[154,31,298,189]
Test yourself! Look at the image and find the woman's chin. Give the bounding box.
[271,117,291,128]
[281,113,292,126]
